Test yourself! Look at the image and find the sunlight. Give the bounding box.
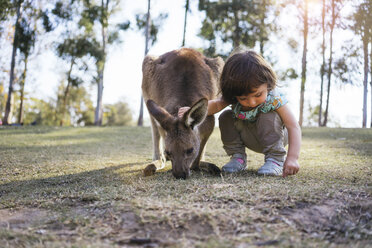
[308,0,321,13]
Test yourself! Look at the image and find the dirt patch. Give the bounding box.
[0,208,50,229]
[281,195,372,243]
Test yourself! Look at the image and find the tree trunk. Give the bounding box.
[362,35,368,128]
[181,0,189,47]
[18,55,28,125]
[232,1,241,49]
[318,0,326,127]
[3,0,22,125]
[259,0,266,55]
[137,0,151,127]
[323,0,336,127]
[94,0,109,126]
[370,38,372,128]
[299,0,308,127]
[60,59,74,126]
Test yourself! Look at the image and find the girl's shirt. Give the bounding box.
[232,89,288,122]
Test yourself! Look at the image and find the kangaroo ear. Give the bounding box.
[183,98,208,129]
[146,100,176,130]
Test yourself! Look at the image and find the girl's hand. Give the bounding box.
[178,107,190,118]
[283,157,299,177]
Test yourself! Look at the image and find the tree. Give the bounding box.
[299,0,309,127]
[2,0,51,124]
[198,0,276,57]
[370,33,372,128]
[135,1,167,126]
[49,0,104,126]
[182,0,190,47]
[55,37,100,126]
[22,97,56,125]
[318,0,326,126]
[137,0,150,127]
[322,0,344,127]
[16,12,36,124]
[78,0,130,126]
[199,0,255,56]
[350,0,371,127]
[54,80,95,126]
[103,101,132,126]
[0,0,11,23]
[3,0,22,125]
[253,0,278,55]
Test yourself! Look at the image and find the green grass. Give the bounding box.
[0,126,371,247]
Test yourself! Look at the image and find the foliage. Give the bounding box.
[22,97,56,125]
[55,81,95,126]
[103,101,132,126]
[350,0,372,38]
[0,0,11,22]
[135,12,168,46]
[198,0,277,56]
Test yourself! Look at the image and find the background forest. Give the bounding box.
[0,0,371,128]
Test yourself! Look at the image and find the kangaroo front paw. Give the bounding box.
[144,163,157,177]
[199,161,221,175]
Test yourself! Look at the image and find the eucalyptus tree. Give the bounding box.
[16,15,35,124]
[135,1,168,126]
[350,0,371,127]
[0,0,11,23]
[298,0,308,127]
[104,101,132,126]
[322,0,344,127]
[318,0,326,126]
[198,0,276,57]
[182,0,190,47]
[3,0,22,125]
[56,37,101,126]
[78,0,130,126]
[48,0,98,125]
[2,0,52,124]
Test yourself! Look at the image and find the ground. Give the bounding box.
[0,126,371,247]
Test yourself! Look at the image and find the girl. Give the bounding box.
[179,50,301,177]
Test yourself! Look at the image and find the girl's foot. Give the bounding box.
[222,154,246,173]
[257,158,283,176]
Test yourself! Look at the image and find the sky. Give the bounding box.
[23,0,372,127]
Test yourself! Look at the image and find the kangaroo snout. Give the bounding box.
[172,163,191,179]
[172,170,190,180]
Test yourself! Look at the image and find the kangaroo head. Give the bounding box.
[146,98,208,179]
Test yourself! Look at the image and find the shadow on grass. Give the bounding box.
[0,162,146,206]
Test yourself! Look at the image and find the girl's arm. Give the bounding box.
[207,97,229,115]
[275,104,302,177]
[178,97,229,118]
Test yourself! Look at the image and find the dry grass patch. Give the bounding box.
[0,126,371,247]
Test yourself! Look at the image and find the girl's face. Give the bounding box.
[236,83,268,110]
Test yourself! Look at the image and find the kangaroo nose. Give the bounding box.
[172,169,190,179]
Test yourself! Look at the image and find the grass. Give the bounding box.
[0,126,371,247]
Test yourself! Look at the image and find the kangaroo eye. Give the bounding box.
[186,148,194,155]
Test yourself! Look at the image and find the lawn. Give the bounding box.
[0,126,371,247]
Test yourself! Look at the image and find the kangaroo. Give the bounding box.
[142,48,224,179]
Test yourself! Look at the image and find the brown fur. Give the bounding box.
[142,48,224,179]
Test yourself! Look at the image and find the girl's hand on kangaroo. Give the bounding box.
[178,107,190,118]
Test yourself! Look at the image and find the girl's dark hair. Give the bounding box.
[220,50,277,104]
